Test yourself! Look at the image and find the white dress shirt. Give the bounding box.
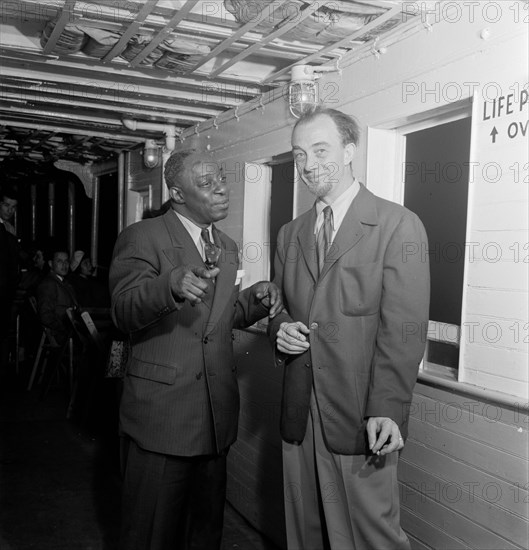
[314,178,360,240]
[174,211,213,262]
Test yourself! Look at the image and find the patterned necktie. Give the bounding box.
[201,228,221,269]
[316,205,333,275]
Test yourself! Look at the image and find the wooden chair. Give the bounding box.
[26,296,71,392]
[5,290,25,376]
[80,310,106,355]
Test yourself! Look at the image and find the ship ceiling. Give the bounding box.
[0,0,427,178]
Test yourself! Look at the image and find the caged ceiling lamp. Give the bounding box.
[143,139,160,168]
[288,64,339,118]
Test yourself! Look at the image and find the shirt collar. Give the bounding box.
[314,178,360,233]
[174,211,213,256]
[175,211,212,236]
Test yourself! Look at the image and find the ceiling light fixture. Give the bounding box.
[288,64,339,118]
[143,139,160,168]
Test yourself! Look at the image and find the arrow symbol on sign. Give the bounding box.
[490,126,498,143]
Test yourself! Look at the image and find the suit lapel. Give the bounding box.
[161,210,213,309]
[296,207,319,284]
[320,184,379,279]
[320,216,365,279]
[52,272,78,307]
[205,227,238,336]
[63,278,78,307]
[162,209,201,259]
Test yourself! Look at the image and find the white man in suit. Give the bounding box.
[269,107,430,550]
[37,248,78,345]
[109,150,283,550]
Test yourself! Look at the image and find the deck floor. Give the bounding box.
[0,364,281,550]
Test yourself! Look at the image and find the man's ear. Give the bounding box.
[344,143,356,166]
[48,260,53,269]
[169,186,185,204]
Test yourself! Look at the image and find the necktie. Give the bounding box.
[316,205,333,275]
[201,228,220,269]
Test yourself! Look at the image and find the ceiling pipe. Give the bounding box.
[122,119,178,152]
[0,119,146,142]
[3,106,128,126]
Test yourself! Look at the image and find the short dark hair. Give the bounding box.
[1,185,18,202]
[293,106,361,147]
[43,242,69,262]
[164,150,197,189]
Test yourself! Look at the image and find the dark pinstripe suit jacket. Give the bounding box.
[109,209,268,457]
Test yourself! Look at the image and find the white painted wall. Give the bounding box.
[163,7,529,548]
[175,8,528,399]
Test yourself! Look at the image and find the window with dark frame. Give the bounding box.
[403,116,472,374]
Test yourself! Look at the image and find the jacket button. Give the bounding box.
[203,337,208,344]
[310,322,318,330]
[196,372,203,380]
[304,362,311,368]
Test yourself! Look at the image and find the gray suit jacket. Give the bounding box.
[109,209,268,456]
[269,185,430,454]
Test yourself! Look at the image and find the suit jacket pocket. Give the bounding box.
[339,261,383,316]
[127,356,178,385]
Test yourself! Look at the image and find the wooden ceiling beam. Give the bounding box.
[18,129,40,146]
[186,0,289,75]
[102,0,160,62]
[209,2,323,78]
[129,0,201,67]
[34,131,57,148]
[262,4,403,84]
[49,135,92,159]
[5,0,240,30]
[324,1,392,15]
[41,0,77,55]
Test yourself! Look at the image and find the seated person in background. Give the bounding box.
[14,244,49,365]
[19,244,49,297]
[36,247,78,344]
[68,250,110,308]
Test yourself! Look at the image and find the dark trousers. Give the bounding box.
[119,437,227,550]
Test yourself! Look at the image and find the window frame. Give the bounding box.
[367,100,472,381]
